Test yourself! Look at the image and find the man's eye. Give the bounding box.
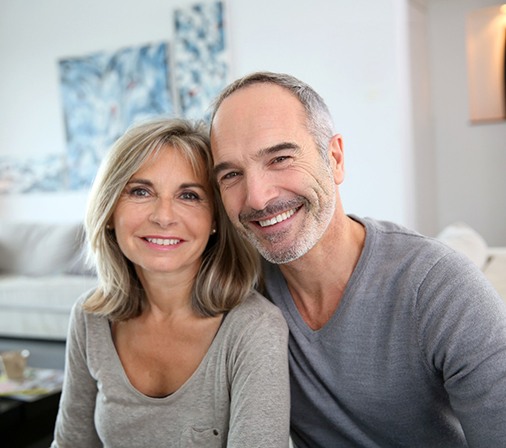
[273,156,290,164]
[222,171,239,181]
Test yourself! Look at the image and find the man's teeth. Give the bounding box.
[146,238,180,246]
[258,209,296,227]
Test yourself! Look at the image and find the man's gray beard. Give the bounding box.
[240,189,337,265]
[241,209,332,265]
[250,234,306,264]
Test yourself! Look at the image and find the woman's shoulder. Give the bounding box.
[70,287,108,329]
[236,290,283,315]
[72,288,97,315]
[215,291,288,353]
[226,290,287,333]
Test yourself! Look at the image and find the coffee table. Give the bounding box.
[0,389,61,447]
[0,365,64,448]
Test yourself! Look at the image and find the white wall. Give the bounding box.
[226,0,416,229]
[1,0,504,245]
[0,0,416,229]
[408,0,438,237]
[428,0,506,246]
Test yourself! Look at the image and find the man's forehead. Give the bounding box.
[213,83,301,121]
[212,85,305,141]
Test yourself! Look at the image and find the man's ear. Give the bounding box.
[327,134,345,185]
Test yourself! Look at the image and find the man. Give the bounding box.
[209,71,506,447]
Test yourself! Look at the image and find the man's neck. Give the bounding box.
[279,215,365,330]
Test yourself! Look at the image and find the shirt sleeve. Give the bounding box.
[51,299,102,447]
[417,251,506,447]
[226,297,290,448]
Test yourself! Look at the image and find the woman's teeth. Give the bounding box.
[146,238,180,246]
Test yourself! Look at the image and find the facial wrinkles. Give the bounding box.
[214,86,338,264]
[241,159,336,264]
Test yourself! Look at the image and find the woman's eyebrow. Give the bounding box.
[126,178,152,186]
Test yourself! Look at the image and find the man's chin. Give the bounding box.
[260,251,301,265]
[254,239,305,265]
[240,225,309,263]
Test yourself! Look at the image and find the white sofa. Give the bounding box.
[1,221,503,341]
[0,221,97,340]
[437,222,506,302]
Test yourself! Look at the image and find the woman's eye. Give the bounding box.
[180,191,200,200]
[129,187,150,197]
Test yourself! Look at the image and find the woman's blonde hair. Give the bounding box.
[83,117,260,320]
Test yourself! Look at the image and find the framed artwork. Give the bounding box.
[174,1,229,120]
[0,154,66,194]
[0,1,229,194]
[59,42,174,189]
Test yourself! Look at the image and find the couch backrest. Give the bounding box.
[0,221,92,276]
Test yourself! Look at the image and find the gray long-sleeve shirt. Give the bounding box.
[264,216,506,448]
[51,290,290,447]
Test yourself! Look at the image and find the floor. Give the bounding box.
[27,434,53,448]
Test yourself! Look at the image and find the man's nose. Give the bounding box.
[244,172,278,211]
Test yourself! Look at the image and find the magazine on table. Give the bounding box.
[0,367,64,402]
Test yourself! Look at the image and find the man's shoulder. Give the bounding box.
[356,215,448,252]
[354,215,422,238]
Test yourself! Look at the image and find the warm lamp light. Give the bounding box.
[466,5,506,122]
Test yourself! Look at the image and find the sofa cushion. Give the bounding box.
[0,221,89,276]
[0,274,98,339]
[436,222,488,270]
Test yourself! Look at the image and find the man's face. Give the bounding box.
[211,83,340,264]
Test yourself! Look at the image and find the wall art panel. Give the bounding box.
[59,41,174,189]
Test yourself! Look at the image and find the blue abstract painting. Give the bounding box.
[0,2,230,195]
[0,153,66,194]
[174,1,229,121]
[59,42,174,189]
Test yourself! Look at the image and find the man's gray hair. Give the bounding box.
[210,71,335,159]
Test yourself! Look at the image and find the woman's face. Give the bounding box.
[112,145,214,283]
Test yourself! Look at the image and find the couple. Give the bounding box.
[52,72,506,447]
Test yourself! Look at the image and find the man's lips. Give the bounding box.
[258,208,297,227]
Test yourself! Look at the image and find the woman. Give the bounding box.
[51,118,290,447]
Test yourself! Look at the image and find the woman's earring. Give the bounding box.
[211,228,217,235]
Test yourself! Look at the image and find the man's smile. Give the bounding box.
[258,208,297,227]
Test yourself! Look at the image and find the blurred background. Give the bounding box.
[0,0,505,245]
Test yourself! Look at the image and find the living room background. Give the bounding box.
[1,0,505,245]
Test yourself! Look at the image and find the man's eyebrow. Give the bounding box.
[213,142,300,177]
[213,161,234,178]
[258,142,300,157]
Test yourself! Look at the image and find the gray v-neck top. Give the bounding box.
[51,290,290,448]
[263,216,506,447]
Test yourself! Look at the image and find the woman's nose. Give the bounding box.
[149,198,176,227]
